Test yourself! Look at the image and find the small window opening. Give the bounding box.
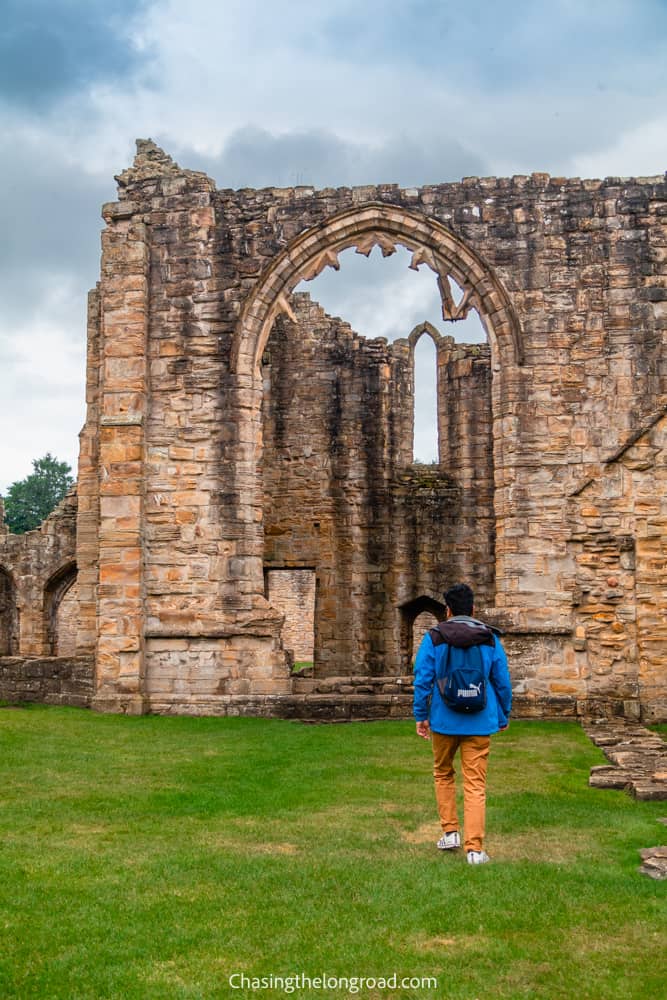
[413,334,438,464]
[400,596,446,671]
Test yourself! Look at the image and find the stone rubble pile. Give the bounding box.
[584,719,667,800]
[638,845,667,881]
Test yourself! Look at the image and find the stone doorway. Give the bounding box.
[44,563,78,656]
[400,595,447,672]
[265,568,316,671]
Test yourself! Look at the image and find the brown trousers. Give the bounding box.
[431,732,491,853]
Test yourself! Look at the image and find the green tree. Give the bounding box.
[2,454,74,534]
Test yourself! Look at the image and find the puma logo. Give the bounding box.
[457,682,483,698]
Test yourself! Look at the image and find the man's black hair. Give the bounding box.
[444,583,474,617]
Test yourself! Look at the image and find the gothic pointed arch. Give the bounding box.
[408,321,443,350]
[44,561,78,656]
[231,202,523,377]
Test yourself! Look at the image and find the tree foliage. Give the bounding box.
[2,454,74,534]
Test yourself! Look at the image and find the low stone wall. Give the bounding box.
[144,675,632,722]
[0,656,95,708]
[144,691,415,721]
[0,654,648,722]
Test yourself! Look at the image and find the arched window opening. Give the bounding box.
[44,564,78,656]
[242,205,511,680]
[413,333,438,464]
[296,245,444,342]
[294,248,489,470]
[0,567,19,656]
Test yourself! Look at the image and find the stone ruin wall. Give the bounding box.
[568,410,667,722]
[261,294,495,680]
[0,492,94,706]
[0,140,665,722]
[0,491,78,656]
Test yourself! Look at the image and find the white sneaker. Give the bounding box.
[436,831,461,850]
[467,850,490,864]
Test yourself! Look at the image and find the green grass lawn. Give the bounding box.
[0,708,664,999]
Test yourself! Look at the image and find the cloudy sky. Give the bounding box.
[1,0,666,492]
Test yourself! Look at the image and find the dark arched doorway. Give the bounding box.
[400,595,447,671]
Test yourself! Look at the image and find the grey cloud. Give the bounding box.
[177,125,487,190]
[317,0,667,95]
[0,142,115,329]
[0,0,151,110]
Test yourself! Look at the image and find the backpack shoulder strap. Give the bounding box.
[428,623,448,647]
[434,639,451,684]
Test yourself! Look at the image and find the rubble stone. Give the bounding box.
[584,719,667,800]
[638,846,667,880]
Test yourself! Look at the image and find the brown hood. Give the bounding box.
[429,616,496,649]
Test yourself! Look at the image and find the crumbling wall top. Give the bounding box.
[112,138,216,204]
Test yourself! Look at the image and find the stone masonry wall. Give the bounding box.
[6,141,663,719]
[569,410,667,722]
[0,656,94,708]
[0,492,78,657]
[0,493,91,710]
[221,167,665,654]
[89,146,665,716]
[437,337,495,604]
[261,294,493,677]
[262,294,411,677]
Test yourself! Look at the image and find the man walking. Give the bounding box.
[413,583,512,864]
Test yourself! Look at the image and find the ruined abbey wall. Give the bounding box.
[1,141,665,721]
[569,409,667,722]
[260,295,495,679]
[0,492,78,657]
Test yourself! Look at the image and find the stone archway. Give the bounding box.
[232,202,523,376]
[44,563,78,656]
[408,321,443,350]
[228,202,522,632]
[400,595,447,670]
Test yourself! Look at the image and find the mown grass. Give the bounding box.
[0,708,664,999]
[291,661,314,674]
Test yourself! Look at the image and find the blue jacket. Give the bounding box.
[413,619,512,736]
